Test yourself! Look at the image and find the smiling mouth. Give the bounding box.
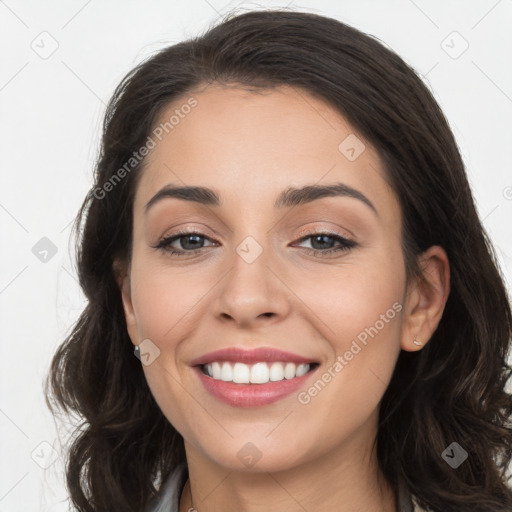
[200,361,320,384]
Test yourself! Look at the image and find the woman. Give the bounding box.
[45,9,512,512]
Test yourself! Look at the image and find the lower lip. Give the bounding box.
[193,365,319,407]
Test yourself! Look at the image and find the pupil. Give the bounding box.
[183,235,203,250]
[312,235,333,250]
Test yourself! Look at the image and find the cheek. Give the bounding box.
[129,258,208,340]
[294,249,404,401]
[128,259,202,435]
[293,251,404,349]
[290,269,403,452]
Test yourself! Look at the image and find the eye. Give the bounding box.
[153,230,217,256]
[293,232,356,256]
[153,229,357,258]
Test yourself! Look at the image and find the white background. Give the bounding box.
[1,0,511,509]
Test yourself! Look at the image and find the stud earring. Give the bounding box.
[413,336,422,346]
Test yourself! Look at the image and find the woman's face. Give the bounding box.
[119,83,415,472]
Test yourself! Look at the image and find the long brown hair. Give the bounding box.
[45,8,512,511]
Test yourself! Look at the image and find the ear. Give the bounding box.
[400,245,450,352]
[113,259,138,347]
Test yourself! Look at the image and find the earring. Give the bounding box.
[134,344,141,360]
[413,336,422,346]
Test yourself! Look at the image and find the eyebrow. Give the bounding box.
[144,182,378,216]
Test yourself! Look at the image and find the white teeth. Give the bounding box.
[250,362,269,384]
[284,362,296,379]
[269,362,284,381]
[233,362,250,383]
[203,361,313,384]
[220,362,233,382]
[212,362,221,379]
[296,363,309,377]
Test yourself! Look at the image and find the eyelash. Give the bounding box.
[153,228,357,257]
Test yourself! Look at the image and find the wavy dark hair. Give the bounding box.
[45,8,512,512]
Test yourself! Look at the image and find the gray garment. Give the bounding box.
[147,461,424,512]
[146,461,188,512]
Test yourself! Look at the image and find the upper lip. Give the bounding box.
[190,347,319,366]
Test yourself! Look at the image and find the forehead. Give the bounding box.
[133,83,398,221]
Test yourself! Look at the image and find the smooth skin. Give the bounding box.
[116,83,450,512]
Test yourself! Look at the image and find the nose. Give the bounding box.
[211,239,292,329]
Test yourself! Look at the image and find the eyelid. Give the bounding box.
[293,225,354,242]
[153,224,216,242]
[153,225,357,260]
[292,230,356,253]
[155,225,354,246]
[152,228,217,248]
